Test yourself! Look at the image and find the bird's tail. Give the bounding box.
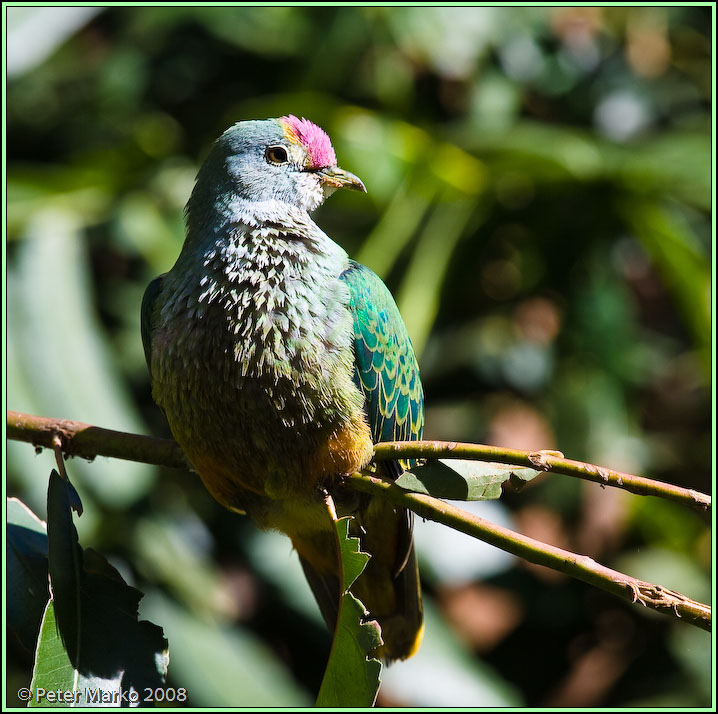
[294,499,424,662]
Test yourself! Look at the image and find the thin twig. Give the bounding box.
[374,440,711,513]
[347,471,711,632]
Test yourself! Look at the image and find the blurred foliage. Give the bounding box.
[6,5,711,708]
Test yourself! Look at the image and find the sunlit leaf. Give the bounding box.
[316,517,382,708]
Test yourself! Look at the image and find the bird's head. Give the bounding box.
[197,116,366,214]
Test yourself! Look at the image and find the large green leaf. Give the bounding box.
[29,470,168,706]
[6,498,50,654]
[316,517,382,708]
[46,470,84,663]
[396,460,539,500]
[29,601,85,708]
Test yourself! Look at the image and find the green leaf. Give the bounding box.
[337,516,370,593]
[668,624,712,702]
[29,470,169,706]
[29,601,83,708]
[6,498,50,654]
[316,517,382,708]
[46,470,84,662]
[396,460,539,500]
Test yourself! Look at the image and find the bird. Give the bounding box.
[141,115,424,661]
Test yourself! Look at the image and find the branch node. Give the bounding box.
[528,449,563,471]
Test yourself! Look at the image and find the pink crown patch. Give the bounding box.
[280,115,337,169]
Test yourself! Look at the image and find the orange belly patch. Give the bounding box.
[312,415,374,479]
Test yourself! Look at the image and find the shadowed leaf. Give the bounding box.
[397,460,539,500]
[46,469,84,662]
[30,470,168,706]
[7,498,50,654]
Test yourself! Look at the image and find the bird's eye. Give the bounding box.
[266,145,289,165]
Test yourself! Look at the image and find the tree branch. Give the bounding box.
[7,410,188,469]
[9,411,708,512]
[6,410,711,632]
[348,472,710,632]
[374,441,711,513]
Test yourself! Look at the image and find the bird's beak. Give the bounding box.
[316,166,367,193]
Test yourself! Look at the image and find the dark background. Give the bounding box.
[6,6,712,707]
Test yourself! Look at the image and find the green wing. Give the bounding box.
[140,275,165,380]
[338,261,425,661]
[340,261,424,447]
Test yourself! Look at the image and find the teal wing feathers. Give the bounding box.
[339,260,425,660]
[340,260,424,449]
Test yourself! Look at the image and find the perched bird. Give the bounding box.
[141,116,424,661]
